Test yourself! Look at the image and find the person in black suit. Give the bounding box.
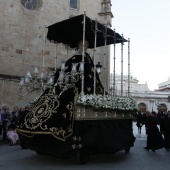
[142,112,148,134]
[136,112,143,134]
[18,105,30,149]
[144,112,164,152]
[157,111,164,135]
[162,113,170,151]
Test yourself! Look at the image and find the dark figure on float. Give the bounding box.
[16,15,136,163]
[16,51,136,161]
[17,52,105,144]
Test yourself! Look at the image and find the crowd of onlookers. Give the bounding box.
[135,110,170,152]
[0,104,30,146]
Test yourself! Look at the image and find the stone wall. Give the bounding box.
[0,0,112,108]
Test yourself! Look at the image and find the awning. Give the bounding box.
[47,14,127,49]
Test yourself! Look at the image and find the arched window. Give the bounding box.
[20,0,41,11]
[70,0,77,9]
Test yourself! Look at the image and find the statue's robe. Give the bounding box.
[17,52,104,141]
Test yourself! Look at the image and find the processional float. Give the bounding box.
[17,12,137,164]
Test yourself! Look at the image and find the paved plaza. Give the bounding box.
[0,122,169,170]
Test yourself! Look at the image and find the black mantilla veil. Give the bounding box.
[17,52,104,141]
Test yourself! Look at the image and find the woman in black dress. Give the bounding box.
[144,111,164,152]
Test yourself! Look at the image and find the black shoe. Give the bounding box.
[152,149,155,152]
[144,147,149,151]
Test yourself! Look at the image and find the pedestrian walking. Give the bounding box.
[144,111,164,152]
[157,111,164,135]
[142,112,148,134]
[136,112,143,134]
[1,104,12,142]
[0,108,2,136]
[162,114,170,151]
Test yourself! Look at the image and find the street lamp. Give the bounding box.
[96,62,102,74]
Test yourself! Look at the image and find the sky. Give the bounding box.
[110,0,170,91]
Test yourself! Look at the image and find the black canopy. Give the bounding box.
[47,14,127,49]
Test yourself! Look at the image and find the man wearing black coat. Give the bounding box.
[162,114,170,151]
[136,112,143,134]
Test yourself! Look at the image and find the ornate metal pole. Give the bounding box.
[81,11,86,96]
[66,46,69,60]
[93,19,97,95]
[55,44,58,71]
[40,26,47,90]
[128,38,130,97]
[113,29,116,96]
[121,34,124,96]
[43,26,47,69]
[104,25,107,96]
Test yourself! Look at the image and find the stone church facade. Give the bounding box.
[0,0,113,107]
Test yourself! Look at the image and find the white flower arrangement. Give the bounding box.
[75,94,137,113]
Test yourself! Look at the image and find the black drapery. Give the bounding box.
[47,14,127,49]
[17,53,104,141]
[16,15,135,158]
[20,119,135,158]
